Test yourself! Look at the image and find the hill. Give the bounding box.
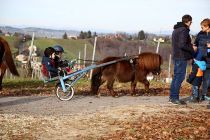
[0,26,79,38]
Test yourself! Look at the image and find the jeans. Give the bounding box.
[170,60,187,100]
[202,69,210,96]
[192,86,199,98]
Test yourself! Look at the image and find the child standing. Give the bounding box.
[187,49,206,102]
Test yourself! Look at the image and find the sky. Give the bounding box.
[0,0,210,34]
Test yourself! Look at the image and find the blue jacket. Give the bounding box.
[54,55,69,68]
[187,60,206,86]
[172,22,194,60]
[194,31,210,68]
[194,31,210,48]
[41,56,58,78]
[205,48,210,68]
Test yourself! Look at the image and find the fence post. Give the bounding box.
[139,46,141,54]
[78,51,81,69]
[84,44,87,67]
[89,36,97,80]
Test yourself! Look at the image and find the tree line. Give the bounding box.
[62,30,147,40]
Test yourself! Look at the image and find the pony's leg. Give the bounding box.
[96,80,106,97]
[107,79,117,97]
[0,64,7,90]
[143,79,150,91]
[131,81,137,96]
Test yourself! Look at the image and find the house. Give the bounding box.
[68,35,78,40]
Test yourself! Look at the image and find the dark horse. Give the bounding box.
[91,52,163,96]
[0,37,19,90]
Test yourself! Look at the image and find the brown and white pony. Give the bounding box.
[91,52,163,96]
[0,37,19,90]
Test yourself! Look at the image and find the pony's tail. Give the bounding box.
[91,67,102,95]
[1,38,19,76]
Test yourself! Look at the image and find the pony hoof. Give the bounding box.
[95,94,101,98]
[131,94,138,97]
[144,90,149,93]
[113,94,119,98]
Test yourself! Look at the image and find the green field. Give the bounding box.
[34,38,94,60]
[2,36,94,60]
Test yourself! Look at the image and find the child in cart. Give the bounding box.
[53,45,76,74]
[41,47,59,78]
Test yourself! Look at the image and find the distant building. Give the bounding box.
[100,33,127,40]
[68,35,78,40]
[4,32,12,36]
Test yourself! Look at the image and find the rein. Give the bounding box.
[77,55,139,63]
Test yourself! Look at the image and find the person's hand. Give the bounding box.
[57,67,62,71]
[193,45,197,52]
[207,42,210,48]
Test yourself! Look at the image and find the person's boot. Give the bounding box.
[189,96,199,103]
[199,95,205,102]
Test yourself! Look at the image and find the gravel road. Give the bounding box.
[0,95,209,139]
[0,95,209,115]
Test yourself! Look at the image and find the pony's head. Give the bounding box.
[137,52,163,75]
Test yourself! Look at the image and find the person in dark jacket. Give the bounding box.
[187,49,206,102]
[53,44,76,74]
[169,14,197,105]
[41,47,58,78]
[194,18,210,101]
[53,45,69,68]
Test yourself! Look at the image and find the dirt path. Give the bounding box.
[0,95,209,139]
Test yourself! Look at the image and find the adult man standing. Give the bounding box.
[169,14,197,105]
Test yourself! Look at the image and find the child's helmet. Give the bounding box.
[53,45,64,53]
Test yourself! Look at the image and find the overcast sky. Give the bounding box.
[1,0,210,33]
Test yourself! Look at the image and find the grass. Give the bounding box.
[2,78,48,88]
[1,36,94,61]
[33,38,94,60]
[55,39,93,60]
[2,77,89,89]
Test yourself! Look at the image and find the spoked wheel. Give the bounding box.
[56,83,74,101]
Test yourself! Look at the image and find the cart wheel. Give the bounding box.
[56,84,74,101]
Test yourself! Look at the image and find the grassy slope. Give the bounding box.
[1,36,94,60]
[34,38,94,60]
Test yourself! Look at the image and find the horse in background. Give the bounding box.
[0,37,19,90]
[91,52,163,97]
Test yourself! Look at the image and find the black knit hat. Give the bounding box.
[44,47,55,57]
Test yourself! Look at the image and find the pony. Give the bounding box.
[0,37,19,90]
[91,52,163,97]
